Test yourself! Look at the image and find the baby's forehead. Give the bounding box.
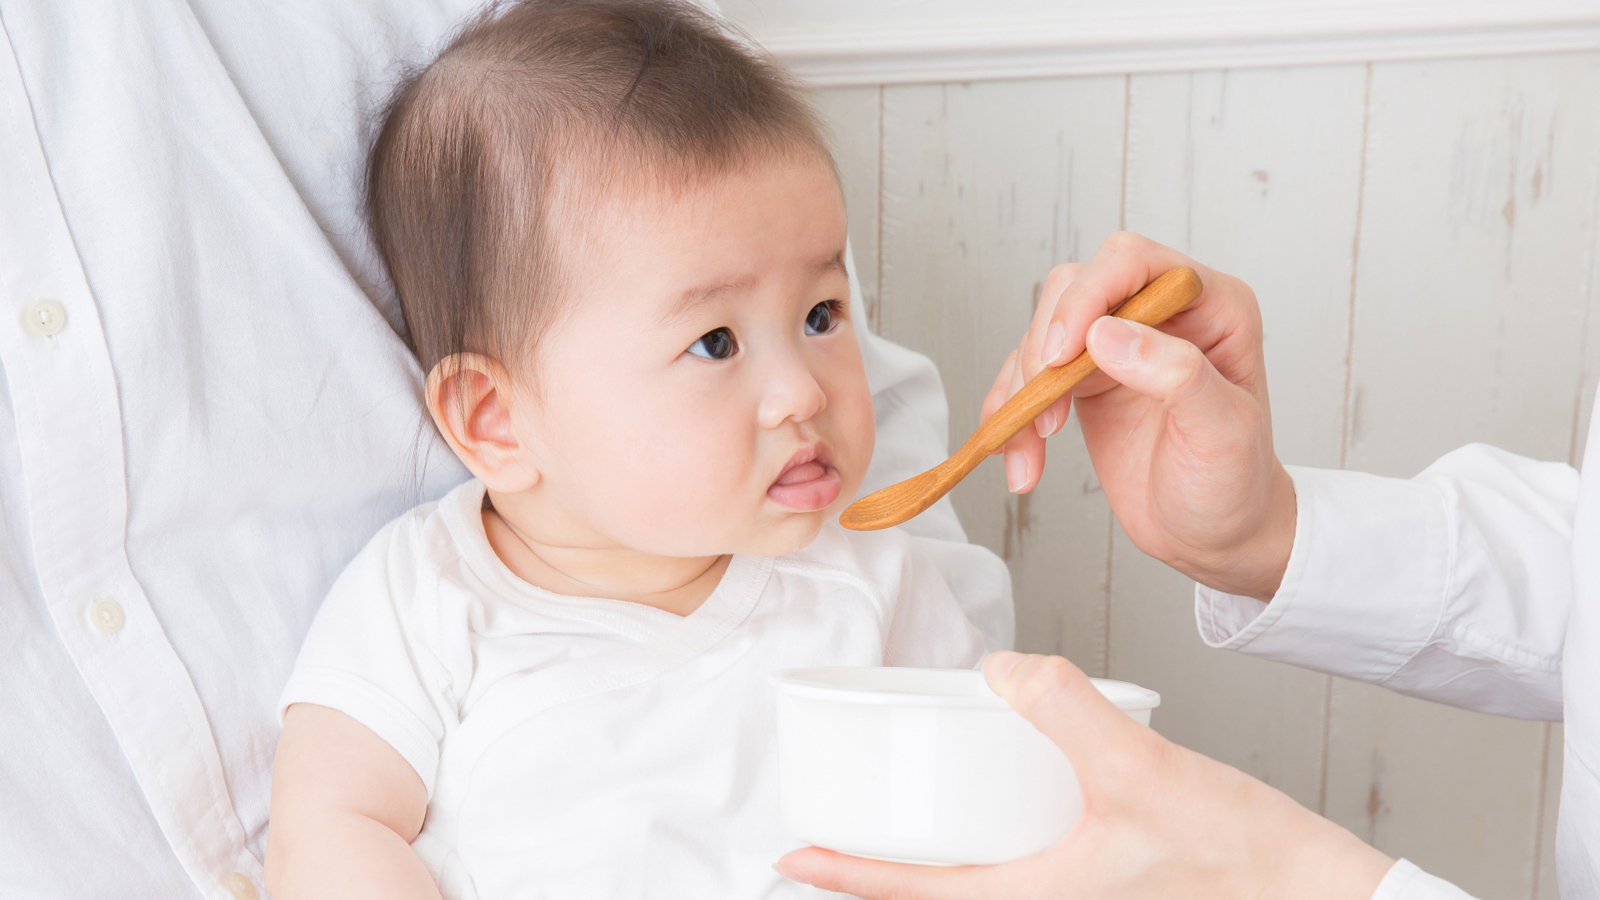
[550,153,846,267]
[552,146,840,221]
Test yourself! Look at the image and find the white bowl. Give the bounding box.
[771,666,1159,866]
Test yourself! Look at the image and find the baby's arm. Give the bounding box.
[266,703,440,900]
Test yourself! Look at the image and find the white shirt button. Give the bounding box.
[23,298,67,336]
[225,872,258,900]
[87,598,124,634]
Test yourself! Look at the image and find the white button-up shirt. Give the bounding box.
[1200,433,1600,898]
[0,3,1010,898]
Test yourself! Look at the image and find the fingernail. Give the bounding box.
[772,863,809,885]
[1035,408,1056,438]
[1088,316,1139,364]
[1042,322,1067,364]
[985,651,1026,684]
[1005,451,1029,492]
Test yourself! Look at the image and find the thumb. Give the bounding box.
[983,652,1147,773]
[773,848,986,899]
[1085,317,1243,435]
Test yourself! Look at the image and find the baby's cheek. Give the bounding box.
[833,380,877,487]
[602,417,757,548]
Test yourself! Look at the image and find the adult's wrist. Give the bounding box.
[1273,819,1395,900]
[1178,462,1298,602]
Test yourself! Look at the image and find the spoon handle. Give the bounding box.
[955,266,1203,462]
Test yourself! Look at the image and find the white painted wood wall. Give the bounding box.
[808,53,1600,898]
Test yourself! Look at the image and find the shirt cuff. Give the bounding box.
[1194,465,1451,686]
[1372,859,1480,900]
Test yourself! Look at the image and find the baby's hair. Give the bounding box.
[367,0,831,379]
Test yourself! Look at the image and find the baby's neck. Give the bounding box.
[481,490,730,617]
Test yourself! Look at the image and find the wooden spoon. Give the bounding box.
[839,266,1203,531]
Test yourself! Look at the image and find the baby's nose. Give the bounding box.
[757,358,828,429]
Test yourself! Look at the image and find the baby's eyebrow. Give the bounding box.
[661,277,755,325]
[659,251,847,325]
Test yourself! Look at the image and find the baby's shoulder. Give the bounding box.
[322,481,483,621]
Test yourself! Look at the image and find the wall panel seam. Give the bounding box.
[1530,722,1553,900]
[1104,73,1133,678]
[1338,62,1373,474]
[1566,123,1600,468]
[1119,74,1130,233]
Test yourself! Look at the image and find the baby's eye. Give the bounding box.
[805,301,841,336]
[687,327,738,360]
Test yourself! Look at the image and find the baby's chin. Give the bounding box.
[759,473,865,552]
[730,509,830,558]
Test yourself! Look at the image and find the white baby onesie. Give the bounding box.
[279,479,987,900]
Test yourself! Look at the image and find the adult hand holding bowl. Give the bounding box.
[771,665,1159,866]
[774,652,1394,900]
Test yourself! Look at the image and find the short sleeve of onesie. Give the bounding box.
[278,508,464,797]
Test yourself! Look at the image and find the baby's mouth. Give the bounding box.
[767,445,841,512]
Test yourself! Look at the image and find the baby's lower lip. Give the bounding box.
[767,462,841,511]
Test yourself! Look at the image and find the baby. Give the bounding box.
[264,2,1005,898]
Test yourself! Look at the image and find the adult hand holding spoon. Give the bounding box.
[985,232,1296,601]
[840,265,1201,532]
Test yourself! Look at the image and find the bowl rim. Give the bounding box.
[770,665,1160,711]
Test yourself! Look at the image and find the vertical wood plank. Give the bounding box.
[1548,125,1600,897]
[1111,66,1368,810]
[1324,53,1600,898]
[810,86,883,325]
[878,78,1125,670]
[1121,65,1370,490]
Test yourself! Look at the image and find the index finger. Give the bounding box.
[1020,232,1202,382]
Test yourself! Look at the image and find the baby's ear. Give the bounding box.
[426,353,541,492]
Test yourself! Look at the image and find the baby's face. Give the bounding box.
[509,156,873,557]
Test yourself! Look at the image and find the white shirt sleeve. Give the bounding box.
[1195,443,1574,719]
[1373,860,1481,900]
[847,243,1016,652]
